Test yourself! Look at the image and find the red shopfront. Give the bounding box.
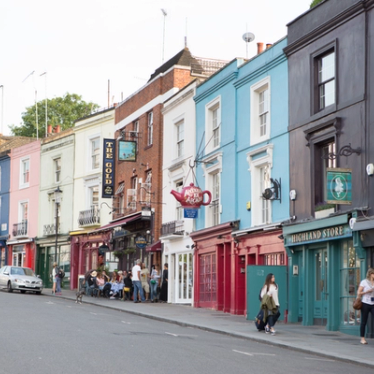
[191,222,287,316]
[6,239,36,270]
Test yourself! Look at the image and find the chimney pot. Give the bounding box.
[47,124,52,134]
[257,42,264,55]
[266,43,272,49]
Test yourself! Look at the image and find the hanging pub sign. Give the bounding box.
[118,140,136,162]
[102,139,116,198]
[170,183,212,209]
[326,168,352,205]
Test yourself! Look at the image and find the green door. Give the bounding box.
[247,265,287,321]
[314,248,328,324]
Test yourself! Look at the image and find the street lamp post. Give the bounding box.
[54,186,62,265]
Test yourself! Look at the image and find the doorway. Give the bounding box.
[314,248,328,325]
[175,252,192,303]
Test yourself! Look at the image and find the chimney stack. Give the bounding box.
[257,42,264,55]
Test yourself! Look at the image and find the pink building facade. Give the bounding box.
[7,140,40,271]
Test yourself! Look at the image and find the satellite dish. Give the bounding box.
[262,188,273,200]
[242,32,255,43]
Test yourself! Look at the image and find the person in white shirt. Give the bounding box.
[357,268,374,345]
[131,259,145,303]
[260,273,280,335]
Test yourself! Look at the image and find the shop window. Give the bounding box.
[199,253,216,303]
[340,240,361,327]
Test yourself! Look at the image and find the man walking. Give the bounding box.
[132,259,145,303]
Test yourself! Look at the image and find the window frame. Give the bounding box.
[19,157,30,188]
[250,77,271,145]
[311,40,337,115]
[147,112,153,146]
[205,96,221,154]
[247,144,273,226]
[54,157,61,183]
[89,136,100,171]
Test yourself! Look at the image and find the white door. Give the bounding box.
[175,252,193,303]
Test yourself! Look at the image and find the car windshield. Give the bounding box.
[10,268,35,276]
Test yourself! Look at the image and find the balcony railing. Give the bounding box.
[12,220,28,237]
[43,223,61,236]
[78,206,100,227]
[160,220,184,236]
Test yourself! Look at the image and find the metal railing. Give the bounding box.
[160,220,184,236]
[43,223,61,236]
[78,206,100,227]
[12,221,28,237]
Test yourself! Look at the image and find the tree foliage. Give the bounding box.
[310,0,325,8]
[10,93,100,138]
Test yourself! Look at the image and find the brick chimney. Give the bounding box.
[257,42,264,55]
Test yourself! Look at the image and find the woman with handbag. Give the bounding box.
[260,273,280,335]
[357,268,374,345]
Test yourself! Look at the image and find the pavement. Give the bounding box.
[45,288,373,368]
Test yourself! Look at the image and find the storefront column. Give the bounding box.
[327,242,339,331]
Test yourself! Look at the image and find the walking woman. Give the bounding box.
[159,263,168,303]
[357,268,374,345]
[150,265,160,302]
[52,262,58,295]
[260,273,280,335]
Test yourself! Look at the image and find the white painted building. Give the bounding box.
[161,80,200,305]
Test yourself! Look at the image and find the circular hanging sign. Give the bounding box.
[135,236,147,249]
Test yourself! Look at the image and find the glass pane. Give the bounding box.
[316,252,321,301]
[324,80,335,107]
[319,53,335,82]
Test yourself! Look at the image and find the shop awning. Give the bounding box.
[6,238,34,245]
[146,240,162,252]
[89,213,142,234]
[352,219,374,232]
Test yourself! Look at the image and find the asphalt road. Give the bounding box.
[0,291,371,374]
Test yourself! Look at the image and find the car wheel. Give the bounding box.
[20,290,26,294]
[7,282,13,293]
[36,291,42,295]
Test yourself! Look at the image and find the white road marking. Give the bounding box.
[233,350,276,357]
[304,357,335,362]
[121,321,131,324]
[165,332,179,337]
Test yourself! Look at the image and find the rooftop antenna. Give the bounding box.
[242,31,255,59]
[161,9,167,62]
[185,18,188,48]
[40,72,47,137]
[22,70,38,140]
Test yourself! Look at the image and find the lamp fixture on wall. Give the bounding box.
[262,178,281,203]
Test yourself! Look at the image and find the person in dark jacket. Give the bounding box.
[123,271,133,301]
[159,263,168,302]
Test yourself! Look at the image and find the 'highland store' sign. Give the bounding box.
[287,225,352,245]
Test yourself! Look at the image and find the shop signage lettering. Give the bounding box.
[291,225,345,244]
[102,139,116,198]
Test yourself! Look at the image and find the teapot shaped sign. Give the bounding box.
[170,183,212,209]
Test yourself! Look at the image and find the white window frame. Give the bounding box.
[19,157,30,189]
[202,152,223,228]
[18,200,29,222]
[247,145,273,226]
[175,180,184,221]
[148,112,153,146]
[88,135,100,171]
[250,77,271,145]
[176,119,185,159]
[89,185,99,207]
[134,120,139,153]
[205,96,221,154]
[54,157,61,183]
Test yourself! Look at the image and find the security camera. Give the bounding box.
[366,163,374,176]
[289,190,297,201]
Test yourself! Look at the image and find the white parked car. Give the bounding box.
[0,266,43,294]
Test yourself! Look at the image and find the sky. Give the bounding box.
[0,0,313,136]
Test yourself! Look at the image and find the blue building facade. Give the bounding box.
[0,154,11,267]
[191,38,290,315]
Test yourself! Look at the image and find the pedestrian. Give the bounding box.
[150,264,161,302]
[260,273,280,335]
[357,267,374,345]
[131,259,145,303]
[140,263,150,301]
[52,262,58,295]
[123,271,132,301]
[159,263,168,303]
[55,265,62,295]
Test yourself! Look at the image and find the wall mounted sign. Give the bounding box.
[118,140,136,162]
[285,224,351,246]
[326,168,352,204]
[135,236,147,249]
[102,139,116,198]
[184,208,198,219]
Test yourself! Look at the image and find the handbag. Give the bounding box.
[353,297,362,310]
[150,279,156,284]
[124,287,130,292]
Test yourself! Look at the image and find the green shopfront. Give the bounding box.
[283,214,367,336]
